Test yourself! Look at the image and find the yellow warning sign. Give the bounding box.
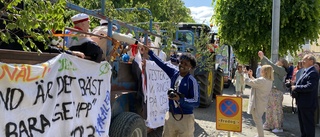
[216,96,242,132]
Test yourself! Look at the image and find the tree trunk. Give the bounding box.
[250,57,258,78]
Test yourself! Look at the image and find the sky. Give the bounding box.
[182,0,214,25]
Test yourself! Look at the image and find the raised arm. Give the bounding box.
[148,50,177,78]
[244,77,264,89]
[92,26,144,47]
[258,51,286,75]
[154,24,162,49]
[244,69,262,88]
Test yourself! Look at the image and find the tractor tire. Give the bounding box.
[195,70,214,108]
[213,68,224,98]
[109,112,147,137]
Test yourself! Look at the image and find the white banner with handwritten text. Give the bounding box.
[0,54,112,137]
[145,61,170,128]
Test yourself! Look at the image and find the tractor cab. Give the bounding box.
[174,23,211,53]
[173,23,225,106]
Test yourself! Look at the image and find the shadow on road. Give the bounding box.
[194,101,216,122]
[194,122,210,137]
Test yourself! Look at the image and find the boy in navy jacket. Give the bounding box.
[146,46,200,137]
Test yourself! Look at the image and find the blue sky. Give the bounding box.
[182,0,213,7]
[182,0,215,26]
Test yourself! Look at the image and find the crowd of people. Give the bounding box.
[60,13,200,137]
[233,51,320,137]
[50,13,320,137]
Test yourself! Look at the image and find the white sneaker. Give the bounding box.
[272,128,283,133]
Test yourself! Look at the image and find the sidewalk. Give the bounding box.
[241,87,320,136]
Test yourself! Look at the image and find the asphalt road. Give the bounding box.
[148,85,320,137]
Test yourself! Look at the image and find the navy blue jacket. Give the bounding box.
[294,66,319,109]
[286,65,294,79]
[148,50,200,114]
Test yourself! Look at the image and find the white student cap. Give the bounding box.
[100,19,118,30]
[99,19,108,25]
[71,13,90,24]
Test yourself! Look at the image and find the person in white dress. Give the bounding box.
[233,65,245,97]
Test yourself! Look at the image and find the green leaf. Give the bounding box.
[213,0,320,64]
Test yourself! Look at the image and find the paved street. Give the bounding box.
[149,85,320,137]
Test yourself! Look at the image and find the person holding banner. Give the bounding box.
[65,13,93,47]
[244,65,274,137]
[145,45,200,137]
[65,13,103,63]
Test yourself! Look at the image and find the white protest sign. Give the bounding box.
[0,54,112,137]
[145,60,170,128]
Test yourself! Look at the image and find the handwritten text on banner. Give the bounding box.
[145,61,170,128]
[0,54,112,137]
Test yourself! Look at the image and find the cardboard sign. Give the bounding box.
[145,60,170,128]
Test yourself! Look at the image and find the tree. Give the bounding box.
[0,0,194,51]
[212,0,320,64]
[112,0,194,23]
[0,0,67,52]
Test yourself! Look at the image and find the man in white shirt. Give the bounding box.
[91,21,144,60]
[65,13,93,47]
[64,13,103,62]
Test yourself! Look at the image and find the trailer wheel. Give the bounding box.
[109,112,147,137]
[196,70,214,108]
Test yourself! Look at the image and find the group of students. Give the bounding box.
[51,13,152,63]
[233,51,319,137]
[62,13,200,137]
[56,13,182,65]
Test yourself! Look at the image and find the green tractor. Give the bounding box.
[173,23,224,108]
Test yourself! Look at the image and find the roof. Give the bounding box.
[177,23,211,33]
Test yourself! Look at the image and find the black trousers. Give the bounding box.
[298,108,316,137]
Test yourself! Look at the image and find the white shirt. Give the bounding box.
[296,66,313,84]
[158,50,167,61]
[174,75,183,107]
[175,75,183,90]
[256,65,261,78]
[303,65,313,73]
[65,28,93,48]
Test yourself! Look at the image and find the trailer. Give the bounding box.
[0,1,225,136]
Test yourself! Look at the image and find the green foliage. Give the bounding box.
[193,26,215,71]
[110,0,194,49]
[0,0,67,51]
[112,0,194,23]
[0,0,194,52]
[213,0,320,64]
